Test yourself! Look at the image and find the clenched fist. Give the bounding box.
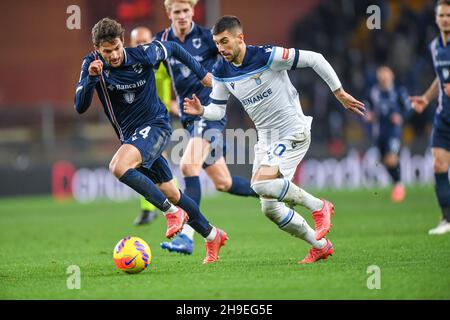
[89,59,103,76]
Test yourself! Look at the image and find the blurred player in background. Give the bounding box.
[74,18,228,263]
[184,16,365,263]
[410,0,450,235]
[365,66,411,203]
[156,0,258,255]
[129,26,180,226]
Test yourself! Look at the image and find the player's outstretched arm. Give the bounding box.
[409,77,439,114]
[157,41,210,87]
[74,58,102,114]
[333,87,366,116]
[286,49,365,116]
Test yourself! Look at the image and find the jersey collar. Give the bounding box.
[169,22,196,41]
[231,45,250,68]
[123,48,128,64]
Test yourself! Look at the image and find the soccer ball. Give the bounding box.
[113,236,152,274]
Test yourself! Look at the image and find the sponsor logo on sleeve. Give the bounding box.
[282,48,289,60]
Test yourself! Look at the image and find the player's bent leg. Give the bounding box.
[251,165,334,240]
[166,137,209,250]
[205,157,258,197]
[158,181,228,261]
[251,177,322,210]
[111,143,186,239]
[429,148,450,234]
[383,153,405,202]
[180,137,209,218]
[259,198,332,264]
[109,144,142,178]
[260,199,324,246]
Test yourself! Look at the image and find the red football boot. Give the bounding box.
[164,207,188,239]
[391,184,406,203]
[298,239,334,264]
[312,200,335,240]
[203,229,228,264]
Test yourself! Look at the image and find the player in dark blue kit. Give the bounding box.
[366,66,411,203]
[156,0,257,254]
[74,18,228,263]
[410,0,450,235]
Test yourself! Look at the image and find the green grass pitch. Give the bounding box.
[1,186,449,299]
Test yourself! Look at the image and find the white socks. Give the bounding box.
[163,204,179,215]
[261,199,326,249]
[180,224,195,240]
[178,223,217,242]
[252,179,323,212]
[205,226,217,242]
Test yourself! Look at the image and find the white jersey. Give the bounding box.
[204,45,342,143]
[210,45,310,141]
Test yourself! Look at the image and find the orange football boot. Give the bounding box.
[391,184,406,203]
[312,200,335,240]
[203,229,228,264]
[164,207,188,239]
[299,239,334,264]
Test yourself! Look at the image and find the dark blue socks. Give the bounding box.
[228,176,258,197]
[387,164,401,184]
[119,169,170,211]
[184,176,201,205]
[176,191,212,238]
[435,172,450,221]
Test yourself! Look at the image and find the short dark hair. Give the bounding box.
[437,0,450,8]
[212,15,242,35]
[92,18,125,47]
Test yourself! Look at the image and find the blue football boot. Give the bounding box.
[160,233,194,255]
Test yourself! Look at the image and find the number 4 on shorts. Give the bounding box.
[139,126,151,139]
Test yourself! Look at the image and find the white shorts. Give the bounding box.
[252,131,311,181]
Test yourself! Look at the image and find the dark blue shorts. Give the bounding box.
[124,124,173,184]
[376,135,401,157]
[431,126,450,151]
[183,119,227,169]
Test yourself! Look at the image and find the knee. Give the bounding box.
[251,180,267,197]
[180,162,201,177]
[167,192,180,204]
[214,177,232,192]
[109,159,127,179]
[251,179,278,198]
[384,154,398,168]
[433,157,448,173]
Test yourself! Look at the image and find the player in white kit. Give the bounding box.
[184,16,365,264]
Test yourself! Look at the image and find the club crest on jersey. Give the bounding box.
[181,65,191,78]
[251,73,263,85]
[132,63,143,74]
[192,38,202,49]
[124,91,135,104]
[443,68,449,80]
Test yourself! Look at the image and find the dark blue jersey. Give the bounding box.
[74,41,208,141]
[155,23,222,124]
[367,84,411,139]
[430,36,450,132]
